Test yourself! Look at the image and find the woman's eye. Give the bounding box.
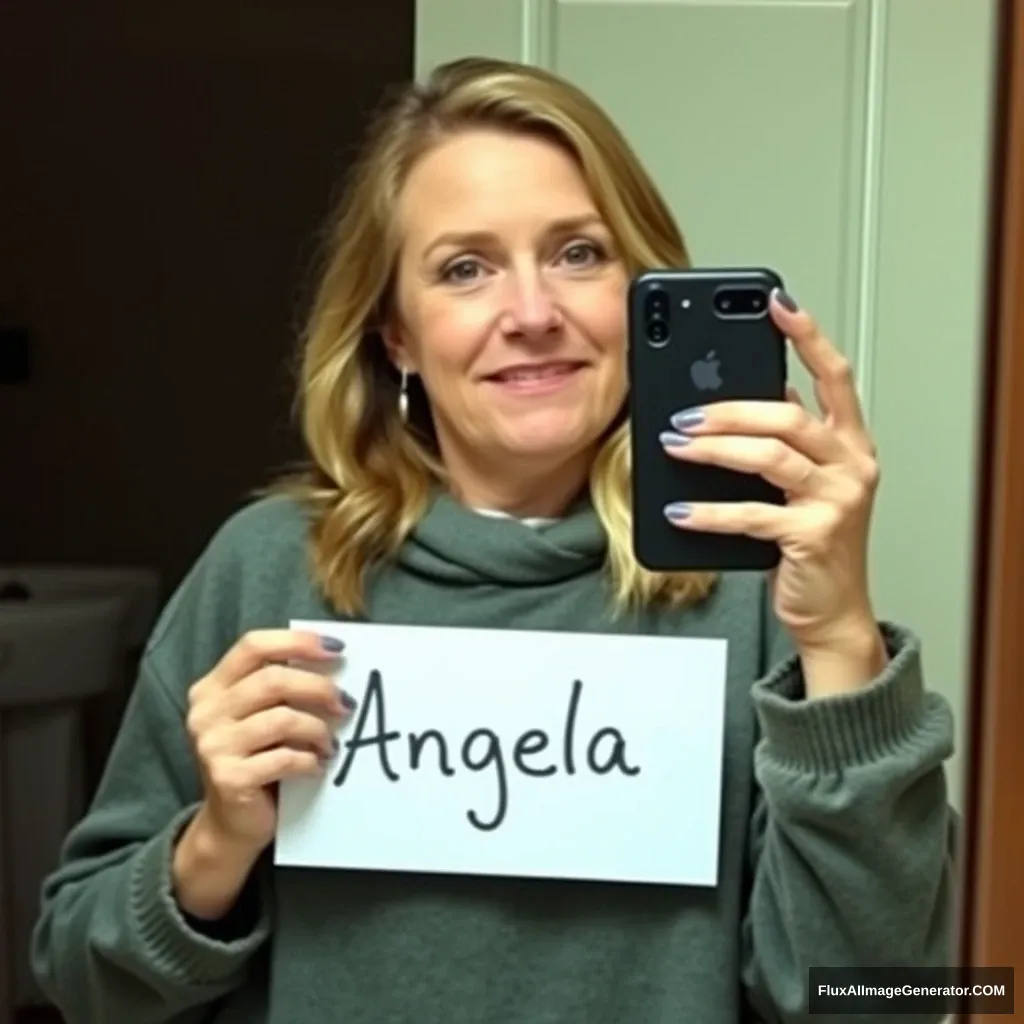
[441,258,483,283]
[560,241,605,267]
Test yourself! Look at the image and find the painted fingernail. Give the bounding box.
[338,688,358,711]
[659,430,691,447]
[663,502,692,522]
[331,736,340,752]
[320,635,345,653]
[773,288,799,313]
[670,408,704,431]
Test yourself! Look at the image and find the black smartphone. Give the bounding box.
[627,267,788,572]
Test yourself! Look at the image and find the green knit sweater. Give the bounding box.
[31,492,958,1023]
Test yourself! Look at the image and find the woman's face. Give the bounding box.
[385,129,629,480]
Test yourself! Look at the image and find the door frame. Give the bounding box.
[959,0,1024,1016]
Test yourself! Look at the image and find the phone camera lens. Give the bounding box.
[643,287,671,346]
[647,318,669,345]
[714,287,769,318]
[646,288,669,315]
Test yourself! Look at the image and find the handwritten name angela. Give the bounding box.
[332,670,641,832]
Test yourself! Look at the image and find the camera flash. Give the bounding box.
[681,299,691,309]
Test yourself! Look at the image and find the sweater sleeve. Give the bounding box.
[739,614,959,1024]
[30,656,272,1024]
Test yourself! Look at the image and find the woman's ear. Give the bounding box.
[380,318,414,376]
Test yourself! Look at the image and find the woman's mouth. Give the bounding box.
[485,361,587,395]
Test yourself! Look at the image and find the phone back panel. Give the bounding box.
[627,267,788,572]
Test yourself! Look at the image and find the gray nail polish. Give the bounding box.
[660,430,691,447]
[331,736,340,752]
[670,408,704,431]
[663,502,692,521]
[320,636,345,653]
[339,689,358,712]
[774,288,799,313]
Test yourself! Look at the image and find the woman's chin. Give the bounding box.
[493,416,603,462]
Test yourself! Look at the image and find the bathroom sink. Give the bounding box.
[0,568,162,1010]
[0,593,131,1009]
[0,564,161,649]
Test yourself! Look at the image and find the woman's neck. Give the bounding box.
[443,446,593,520]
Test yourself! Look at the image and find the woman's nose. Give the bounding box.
[500,271,563,338]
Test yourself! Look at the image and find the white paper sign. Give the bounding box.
[275,621,728,887]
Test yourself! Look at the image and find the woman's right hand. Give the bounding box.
[184,628,350,855]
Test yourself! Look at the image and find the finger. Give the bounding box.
[661,433,820,493]
[215,629,345,688]
[661,433,816,492]
[667,399,845,466]
[769,289,867,435]
[246,748,327,786]
[211,748,325,795]
[230,664,351,721]
[233,705,338,761]
[783,374,831,425]
[663,499,791,542]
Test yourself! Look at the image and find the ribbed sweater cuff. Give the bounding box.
[128,804,270,985]
[751,622,939,774]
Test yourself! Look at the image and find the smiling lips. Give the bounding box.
[485,360,587,395]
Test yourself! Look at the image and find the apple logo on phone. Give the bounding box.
[690,350,722,391]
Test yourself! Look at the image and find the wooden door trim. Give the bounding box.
[959,0,1024,1016]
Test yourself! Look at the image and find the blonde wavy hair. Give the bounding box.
[269,56,717,615]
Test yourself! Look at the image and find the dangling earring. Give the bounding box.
[398,367,409,423]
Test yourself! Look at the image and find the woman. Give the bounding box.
[32,57,957,1024]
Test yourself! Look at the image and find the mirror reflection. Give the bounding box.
[0,3,1008,1022]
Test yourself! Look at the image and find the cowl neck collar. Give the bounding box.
[395,489,608,587]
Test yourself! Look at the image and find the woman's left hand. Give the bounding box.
[660,289,882,660]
